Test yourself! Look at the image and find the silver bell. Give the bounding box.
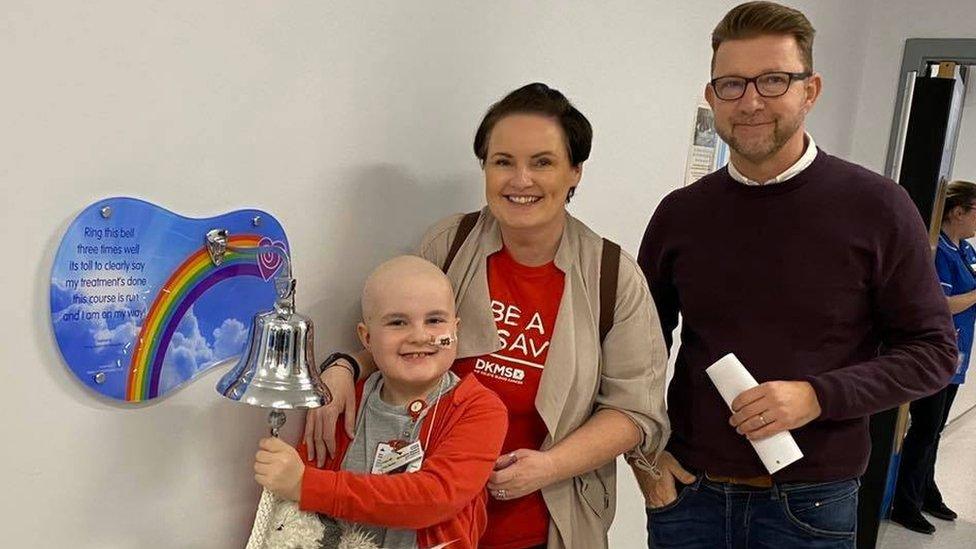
[216,305,327,409]
[208,229,328,428]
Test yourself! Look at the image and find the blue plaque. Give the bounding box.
[50,197,289,402]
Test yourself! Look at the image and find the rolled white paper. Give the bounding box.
[705,353,804,474]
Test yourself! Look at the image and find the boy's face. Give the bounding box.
[357,273,459,392]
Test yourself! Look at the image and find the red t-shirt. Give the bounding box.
[453,247,565,549]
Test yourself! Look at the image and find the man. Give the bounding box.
[635,2,958,547]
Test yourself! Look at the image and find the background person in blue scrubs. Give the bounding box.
[892,180,976,534]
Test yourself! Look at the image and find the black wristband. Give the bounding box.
[319,351,361,381]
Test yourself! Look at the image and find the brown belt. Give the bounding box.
[705,471,774,488]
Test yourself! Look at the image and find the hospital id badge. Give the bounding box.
[371,440,424,474]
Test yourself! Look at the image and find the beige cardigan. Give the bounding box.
[417,208,670,549]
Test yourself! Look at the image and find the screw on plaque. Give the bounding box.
[100,206,112,219]
[94,372,106,384]
[252,216,262,227]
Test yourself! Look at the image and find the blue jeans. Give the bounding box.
[646,476,859,548]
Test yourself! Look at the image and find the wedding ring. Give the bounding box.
[495,489,507,500]
[759,414,768,426]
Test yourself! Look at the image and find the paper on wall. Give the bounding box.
[683,103,729,186]
[705,353,804,474]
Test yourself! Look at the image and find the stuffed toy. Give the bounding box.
[246,490,380,549]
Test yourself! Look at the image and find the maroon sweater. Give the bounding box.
[638,150,957,481]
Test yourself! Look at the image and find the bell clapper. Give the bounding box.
[269,409,287,438]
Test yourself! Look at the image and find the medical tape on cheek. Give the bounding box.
[427,333,457,348]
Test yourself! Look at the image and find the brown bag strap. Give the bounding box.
[442,211,481,272]
[599,238,621,344]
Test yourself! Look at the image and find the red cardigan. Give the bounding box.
[298,374,508,549]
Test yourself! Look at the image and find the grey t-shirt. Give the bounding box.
[339,370,460,548]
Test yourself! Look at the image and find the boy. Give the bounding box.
[253,256,508,549]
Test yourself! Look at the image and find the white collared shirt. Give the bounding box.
[728,132,818,186]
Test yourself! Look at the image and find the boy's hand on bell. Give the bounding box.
[254,437,305,502]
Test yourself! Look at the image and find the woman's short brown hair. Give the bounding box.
[473,83,592,168]
[943,180,976,222]
[711,1,816,73]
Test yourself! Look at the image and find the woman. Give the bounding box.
[305,83,669,548]
[892,180,976,534]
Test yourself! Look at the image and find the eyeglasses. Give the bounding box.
[710,71,812,101]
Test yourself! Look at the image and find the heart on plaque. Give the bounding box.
[257,237,288,281]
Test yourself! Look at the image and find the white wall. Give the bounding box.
[952,66,976,182]
[0,1,890,547]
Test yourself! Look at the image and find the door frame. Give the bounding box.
[883,38,976,178]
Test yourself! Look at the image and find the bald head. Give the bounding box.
[361,256,455,323]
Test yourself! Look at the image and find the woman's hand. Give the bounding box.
[303,363,357,467]
[487,449,558,501]
[633,450,696,508]
[254,437,305,502]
